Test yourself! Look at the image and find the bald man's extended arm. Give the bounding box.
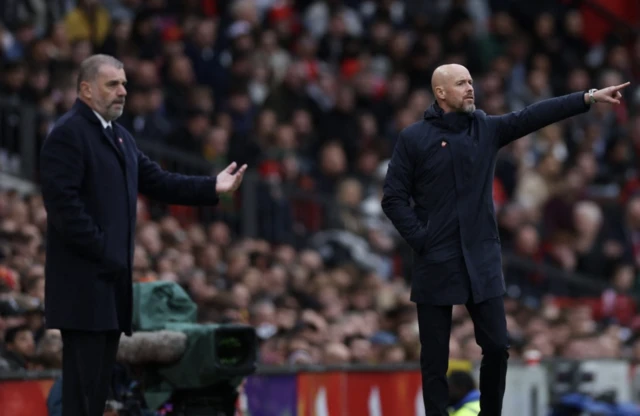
[490,92,590,148]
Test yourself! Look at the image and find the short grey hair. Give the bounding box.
[76,54,124,92]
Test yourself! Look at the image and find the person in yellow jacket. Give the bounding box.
[64,0,111,46]
[447,371,481,416]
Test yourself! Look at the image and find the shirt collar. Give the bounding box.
[92,110,112,129]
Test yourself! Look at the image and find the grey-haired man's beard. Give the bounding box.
[105,102,125,120]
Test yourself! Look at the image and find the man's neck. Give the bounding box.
[79,97,111,128]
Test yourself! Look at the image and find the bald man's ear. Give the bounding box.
[435,86,445,100]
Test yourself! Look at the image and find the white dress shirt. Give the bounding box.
[92,110,112,129]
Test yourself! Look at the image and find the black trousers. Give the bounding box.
[417,296,509,416]
[61,330,120,416]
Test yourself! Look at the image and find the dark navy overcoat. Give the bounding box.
[40,99,220,335]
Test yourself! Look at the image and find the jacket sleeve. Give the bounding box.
[381,130,429,253]
[39,127,105,262]
[137,149,220,206]
[491,92,590,148]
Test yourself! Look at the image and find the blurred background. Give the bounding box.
[1,0,640,415]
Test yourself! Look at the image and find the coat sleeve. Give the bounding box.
[137,149,220,206]
[491,92,590,148]
[381,130,429,253]
[39,126,105,262]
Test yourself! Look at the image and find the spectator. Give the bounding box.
[447,371,480,415]
[1,324,35,370]
[64,0,111,47]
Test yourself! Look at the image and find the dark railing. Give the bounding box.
[238,172,342,243]
[135,138,216,176]
[502,253,619,296]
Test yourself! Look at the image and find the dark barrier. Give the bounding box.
[0,370,58,416]
[3,359,636,416]
[0,361,473,416]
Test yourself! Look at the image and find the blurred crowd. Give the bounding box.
[3,189,640,373]
[2,0,640,370]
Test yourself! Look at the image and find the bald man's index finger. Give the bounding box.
[614,82,631,90]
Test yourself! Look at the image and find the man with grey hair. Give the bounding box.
[39,54,247,416]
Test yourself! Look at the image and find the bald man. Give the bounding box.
[382,64,629,415]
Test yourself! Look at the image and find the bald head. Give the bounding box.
[431,64,460,93]
[431,64,475,113]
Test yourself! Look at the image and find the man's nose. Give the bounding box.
[118,85,127,96]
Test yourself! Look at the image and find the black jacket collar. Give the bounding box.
[72,98,106,127]
[424,101,474,133]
